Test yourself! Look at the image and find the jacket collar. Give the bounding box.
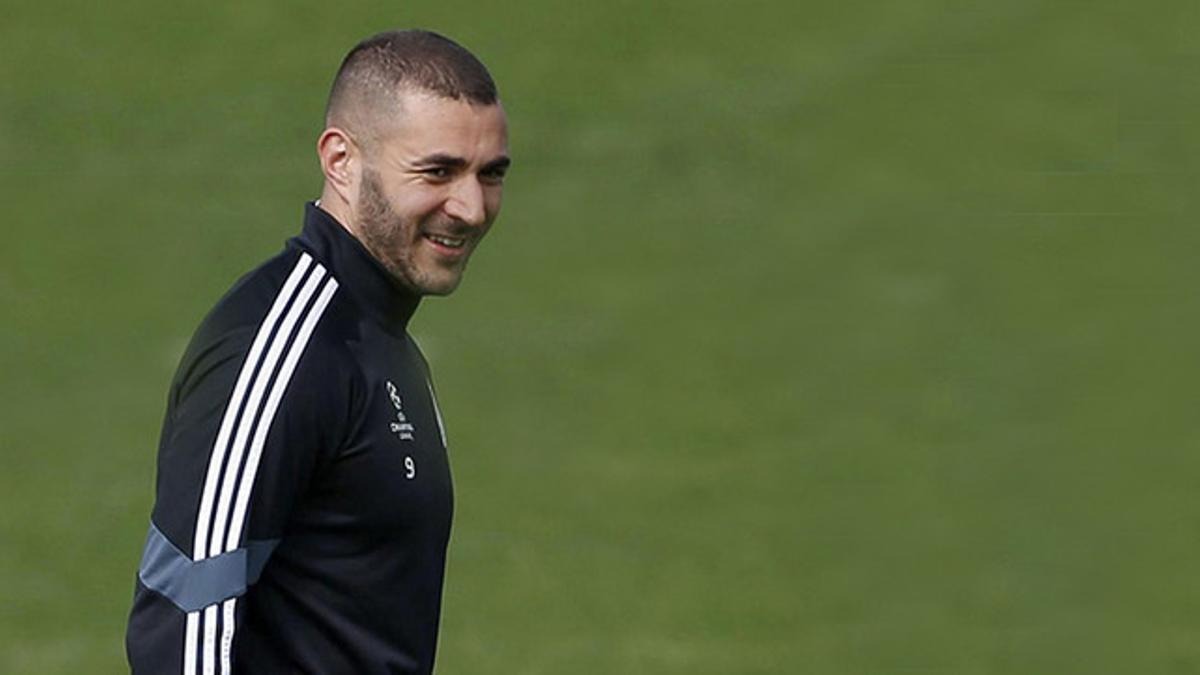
[292,201,420,335]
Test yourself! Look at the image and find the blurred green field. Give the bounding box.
[2,1,1198,673]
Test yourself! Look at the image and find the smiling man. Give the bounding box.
[126,30,509,674]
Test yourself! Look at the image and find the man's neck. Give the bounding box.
[317,186,358,239]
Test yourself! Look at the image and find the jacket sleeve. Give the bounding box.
[127,257,344,674]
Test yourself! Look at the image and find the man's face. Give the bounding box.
[353,90,509,296]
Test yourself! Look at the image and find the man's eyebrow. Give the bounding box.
[412,153,468,168]
[411,153,511,172]
[483,156,512,172]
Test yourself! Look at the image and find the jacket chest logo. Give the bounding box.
[385,381,415,441]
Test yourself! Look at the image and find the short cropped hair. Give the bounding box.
[325,29,498,136]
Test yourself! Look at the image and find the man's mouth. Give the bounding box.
[423,233,466,250]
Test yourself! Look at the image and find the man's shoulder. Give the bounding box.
[173,247,361,394]
[192,245,362,346]
[198,248,309,335]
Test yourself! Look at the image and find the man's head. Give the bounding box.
[317,30,510,296]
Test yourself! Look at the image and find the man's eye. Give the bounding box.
[422,167,451,179]
[480,168,507,184]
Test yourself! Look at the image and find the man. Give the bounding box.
[126,29,510,674]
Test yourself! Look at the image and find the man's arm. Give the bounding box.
[127,253,344,674]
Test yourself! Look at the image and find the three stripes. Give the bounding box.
[184,253,338,675]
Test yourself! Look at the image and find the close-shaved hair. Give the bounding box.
[325,30,499,145]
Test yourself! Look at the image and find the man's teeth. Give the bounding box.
[427,234,465,249]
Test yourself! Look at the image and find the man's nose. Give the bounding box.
[444,178,486,226]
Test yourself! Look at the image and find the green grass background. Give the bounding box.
[2,1,1198,672]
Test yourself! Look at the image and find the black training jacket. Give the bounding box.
[127,203,454,674]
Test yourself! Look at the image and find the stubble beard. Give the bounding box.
[354,168,463,296]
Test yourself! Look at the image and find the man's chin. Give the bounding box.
[407,271,465,297]
[419,283,460,297]
[379,259,461,296]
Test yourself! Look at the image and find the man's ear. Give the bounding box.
[317,127,359,204]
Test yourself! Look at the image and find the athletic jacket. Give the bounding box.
[127,202,454,674]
